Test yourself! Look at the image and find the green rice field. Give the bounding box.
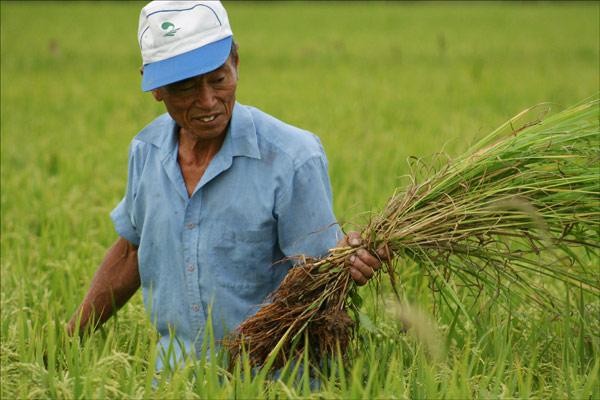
[1,1,599,398]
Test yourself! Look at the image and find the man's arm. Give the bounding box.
[67,237,140,336]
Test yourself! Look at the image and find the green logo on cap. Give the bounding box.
[161,21,180,37]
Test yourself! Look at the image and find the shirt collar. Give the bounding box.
[228,102,261,160]
[136,102,261,161]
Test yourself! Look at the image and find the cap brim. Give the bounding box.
[141,36,233,92]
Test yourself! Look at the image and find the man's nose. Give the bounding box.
[193,83,217,109]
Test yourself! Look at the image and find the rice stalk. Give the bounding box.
[224,97,600,370]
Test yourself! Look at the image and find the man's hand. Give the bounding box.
[338,231,390,286]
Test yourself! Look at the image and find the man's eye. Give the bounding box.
[167,82,196,93]
[176,85,196,92]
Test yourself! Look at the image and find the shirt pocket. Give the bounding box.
[207,225,277,285]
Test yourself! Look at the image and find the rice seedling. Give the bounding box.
[224,97,600,371]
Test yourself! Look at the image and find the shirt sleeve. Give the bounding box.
[275,151,343,259]
[110,141,143,246]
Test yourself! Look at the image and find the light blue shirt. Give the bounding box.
[111,102,341,368]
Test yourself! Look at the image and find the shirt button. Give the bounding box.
[187,264,195,272]
[192,304,200,312]
[186,223,196,229]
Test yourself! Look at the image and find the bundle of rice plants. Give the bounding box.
[224,97,600,371]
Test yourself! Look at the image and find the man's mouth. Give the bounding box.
[200,115,216,122]
[193,114,218,123]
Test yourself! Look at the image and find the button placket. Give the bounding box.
[182,196,205,332]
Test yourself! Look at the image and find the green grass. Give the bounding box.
[1,1,599,398]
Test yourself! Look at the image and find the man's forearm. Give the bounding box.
[67,237,140,336]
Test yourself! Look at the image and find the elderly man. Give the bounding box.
[68,0,383,370]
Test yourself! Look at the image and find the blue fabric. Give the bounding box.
[141,36,233,92]
[111,102,341,370]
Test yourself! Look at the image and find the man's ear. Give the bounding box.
[230,56,239,82]
[229,42,240,81]
[152,89,163,102]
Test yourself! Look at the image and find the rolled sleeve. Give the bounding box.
[110,199,140,246]
[110,141,144,247]
[276,154,342,258]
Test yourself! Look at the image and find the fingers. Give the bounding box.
[349,266,368,286]
[341,231,393,286]
[347,231,362,247]
[359,248,382,270]
[336,231,361,248]
[345,231,392,261]
[376,243,392,261]
[348,249,376,286]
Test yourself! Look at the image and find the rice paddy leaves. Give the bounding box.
[2,1,599,399]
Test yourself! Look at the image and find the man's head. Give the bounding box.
[152,43,239,141]
[138,1,238,139]
[138,1,233,92]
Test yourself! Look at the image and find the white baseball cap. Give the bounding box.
[138,1,233,91]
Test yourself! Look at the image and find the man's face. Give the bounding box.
[153,55,239,141]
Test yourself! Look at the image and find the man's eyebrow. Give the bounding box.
[167,77,196,88]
